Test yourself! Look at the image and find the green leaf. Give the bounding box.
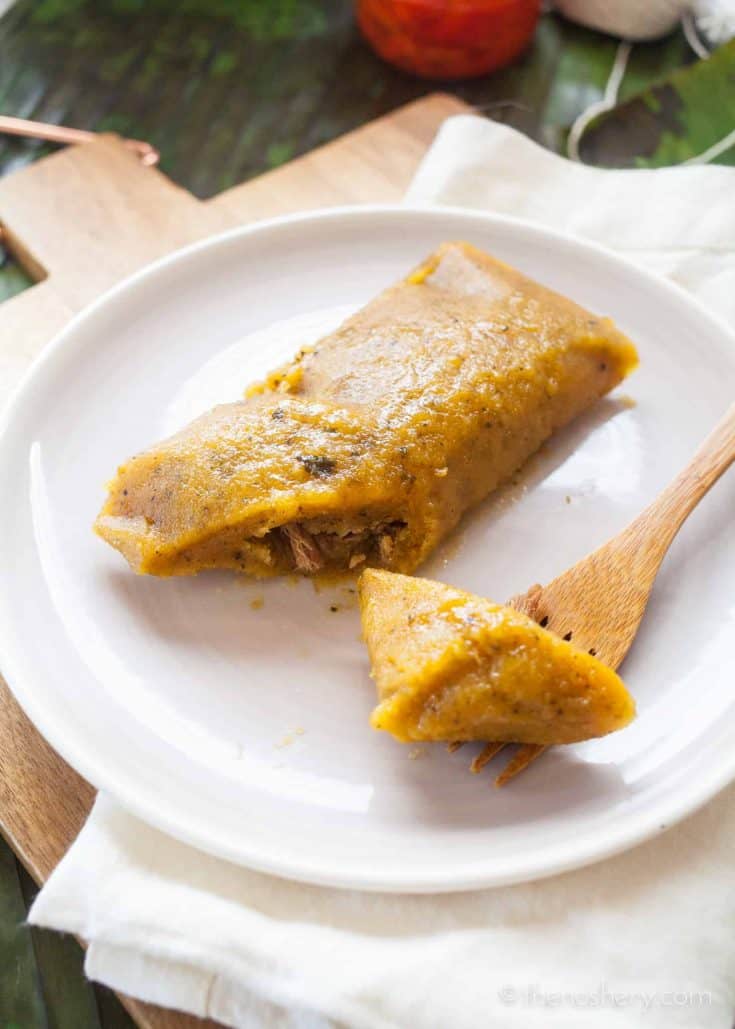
[0,255,34,304]
[211,50,236,76]
[32,0,330,39]
[0,843,47,1028]
[579,40,735,167]
[618,30,693,102]
[265,141,295,168]
[32,0,86,23]
[19,867,104,1029]
[543,21,619,130]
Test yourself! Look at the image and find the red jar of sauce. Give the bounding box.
[357,0,541,79]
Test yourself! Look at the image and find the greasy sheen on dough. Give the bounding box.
[359,569,636,746]
[95,242,638,577]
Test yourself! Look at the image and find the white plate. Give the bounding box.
[1,206,734,893]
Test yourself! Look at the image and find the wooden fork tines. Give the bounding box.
[450,740,547,786]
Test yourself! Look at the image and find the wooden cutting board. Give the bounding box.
[0,92,468,1029]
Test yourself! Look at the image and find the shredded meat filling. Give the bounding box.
[279,520,406,574]
[378,534,394,562]
[281,524,323,573]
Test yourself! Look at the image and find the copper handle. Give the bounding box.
[0,115,159,166]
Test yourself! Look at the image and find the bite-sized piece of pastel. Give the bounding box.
[359,569,636,746]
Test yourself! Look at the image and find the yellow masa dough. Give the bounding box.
[95,242,638,578]
[359,569,636,746]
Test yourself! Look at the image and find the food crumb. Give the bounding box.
[276,729,305,748]
[250,595,264,610]
[565,495,572,505]
[408,746,426,760]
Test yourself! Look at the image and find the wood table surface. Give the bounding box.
[0,2,712,1027]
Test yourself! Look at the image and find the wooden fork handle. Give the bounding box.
[640,398,735,543]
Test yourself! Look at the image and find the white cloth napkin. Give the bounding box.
[30,116,735,1029]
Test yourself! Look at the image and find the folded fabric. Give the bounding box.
[30,116,735,1029]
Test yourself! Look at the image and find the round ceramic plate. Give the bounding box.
[1,206,734,893]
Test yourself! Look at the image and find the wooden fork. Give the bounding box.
[460,398,735,786]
